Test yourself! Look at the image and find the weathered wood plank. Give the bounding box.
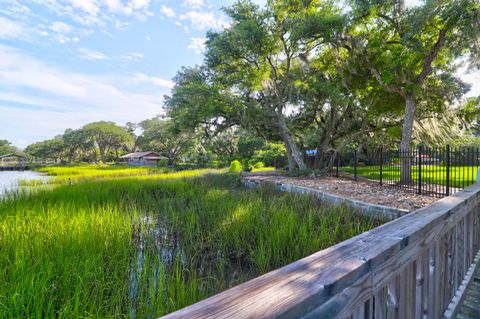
[444,250,480,319]
[374,288,386,319]
[386,277,399,319]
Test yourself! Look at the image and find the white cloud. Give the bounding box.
[187,37,206,54]
[131,0,151,10]
[30,0,153,27]
[121,52,144,61]
[70,0,100,16]
[179,11,229,31]
[183,0,205,10]
[132,73,174,88]
[0,16,27,40]
[78,48,111,60]
[49,21,73,33]
[160,5,176,18]
[104,0,123,12]
[0,45,166,147]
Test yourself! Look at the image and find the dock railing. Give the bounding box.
[162,183,480,319]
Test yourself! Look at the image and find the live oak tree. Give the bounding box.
[82,121,133,163]
[25,138,66,163]
[0,140,17,156]
[62,128,95,162]
[345,0,480,181]
[164,67,240,139]
[164,0,478,174]
[204,1,317,170]
[136,118,198,165]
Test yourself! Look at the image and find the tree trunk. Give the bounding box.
[399,94,416,183]
[284,142,296,172]
[313,138,330,170]
[99,147,106,163]
[277,113,306,170]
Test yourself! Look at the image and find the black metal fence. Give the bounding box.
[304,145,480,198]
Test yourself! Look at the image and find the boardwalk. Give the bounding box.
[456,262,480,319]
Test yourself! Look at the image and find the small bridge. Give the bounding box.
[0,154,30,170]
[162,183,480,319]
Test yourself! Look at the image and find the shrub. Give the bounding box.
[228,160,242,173]
[242,160,253,172]
[253,161,264,168]
[250,143,286,167]
[157,159,169,167]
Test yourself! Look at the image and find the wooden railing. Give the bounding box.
[162,184,480,319]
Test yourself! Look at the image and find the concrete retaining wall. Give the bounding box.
[242,177,409,220]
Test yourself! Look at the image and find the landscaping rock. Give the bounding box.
[243,172,437,211]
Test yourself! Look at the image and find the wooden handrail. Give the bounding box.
[161,184,480,319]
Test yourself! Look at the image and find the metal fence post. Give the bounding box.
[379,147,383,186]
[336,152,340,177]
[418,146,422,194]
[446,145,450,196]
[354,150,357,182]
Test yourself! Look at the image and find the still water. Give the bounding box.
[0,170,48,197]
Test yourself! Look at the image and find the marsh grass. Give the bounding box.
[0,168,384,318]
[35,165,163,184]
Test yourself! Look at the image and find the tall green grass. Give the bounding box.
[36,165,162,183]
[0,168,384,318]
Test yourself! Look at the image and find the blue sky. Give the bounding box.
[0,0,265,148]
[0,0,478,148]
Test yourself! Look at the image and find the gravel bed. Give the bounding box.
[243,171,438,211]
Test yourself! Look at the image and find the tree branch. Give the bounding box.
[416,28,447,84]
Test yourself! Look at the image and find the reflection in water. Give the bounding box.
[129,213,181,319]
[0,170,49,198]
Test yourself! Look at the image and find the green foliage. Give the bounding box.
[228,160,242,173]
[158,158,169,167]
[137,118,198,165]
[250,143,286,167]
[0,140,18,156]
[25,137,66,162]
[242,160,253,172]
[83,121,134,163]
[253,161,264,169]
[0,167,382,317]
[164,67,240,136]
[237,134,265,160]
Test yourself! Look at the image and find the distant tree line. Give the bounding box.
[16,119,285,167]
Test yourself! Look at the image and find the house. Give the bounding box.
[120,152,166,167]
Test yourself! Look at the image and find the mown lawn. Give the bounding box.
[340,165,478,188]
[0,167,383,318]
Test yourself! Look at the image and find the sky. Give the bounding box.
[0,0,266,148]
[0,0,478,149]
